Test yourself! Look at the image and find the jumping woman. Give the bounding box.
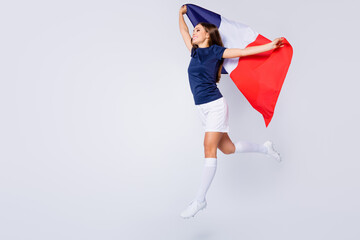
[179,5,283,219]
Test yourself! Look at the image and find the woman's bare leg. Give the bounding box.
[217,133,236,154]
[203,131,224,158]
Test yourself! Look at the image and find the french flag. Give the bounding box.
[185,3,293,127]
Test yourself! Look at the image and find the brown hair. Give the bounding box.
[191,22,225,83]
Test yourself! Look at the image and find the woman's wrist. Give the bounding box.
[268,42,275,50]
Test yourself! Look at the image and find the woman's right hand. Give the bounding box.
[179,5,187,15]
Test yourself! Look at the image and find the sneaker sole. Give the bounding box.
[181,205,207,219]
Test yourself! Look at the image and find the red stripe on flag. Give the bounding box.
[229,35,293,127]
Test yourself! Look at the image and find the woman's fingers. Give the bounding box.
[272,37,285,49]
[180,5,187,14]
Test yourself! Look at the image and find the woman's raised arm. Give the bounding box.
[179,5,192,52]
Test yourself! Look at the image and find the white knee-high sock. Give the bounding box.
[234,141,268,154]
[194,158,217,203]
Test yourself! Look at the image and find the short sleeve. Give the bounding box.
[212,44,227,60]
[190,46,195,57]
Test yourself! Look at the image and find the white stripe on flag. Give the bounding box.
[219,16,259,73]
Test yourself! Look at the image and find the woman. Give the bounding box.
[179,4,283,219]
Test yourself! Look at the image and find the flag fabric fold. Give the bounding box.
[185,3,293,127]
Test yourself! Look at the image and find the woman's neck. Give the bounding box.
[198,41,210,48]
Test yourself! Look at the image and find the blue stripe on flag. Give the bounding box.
[185,4,221,28]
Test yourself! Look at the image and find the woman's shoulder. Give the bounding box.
[211,44,226,48]
[210,44,226,52]
[190,46,196,57]
[210,44,227,60]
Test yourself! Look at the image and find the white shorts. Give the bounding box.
[196,97,229,133]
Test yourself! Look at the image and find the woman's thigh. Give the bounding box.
[218,133,235,154]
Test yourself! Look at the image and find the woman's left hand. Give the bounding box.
[271,37,285,49]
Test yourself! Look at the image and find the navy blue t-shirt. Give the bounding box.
[187,44,227,105]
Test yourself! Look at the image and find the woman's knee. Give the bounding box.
[203,132,224,157]
[204,144,217,156]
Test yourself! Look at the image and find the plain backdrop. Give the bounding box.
[1,0,359,239]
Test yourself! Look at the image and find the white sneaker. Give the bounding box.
[180,199,207,219]
[263,141,281,162]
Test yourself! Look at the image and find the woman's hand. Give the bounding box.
[179,4,187,15]
[271,37,285,49]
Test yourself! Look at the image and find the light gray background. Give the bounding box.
[1,0,359,239]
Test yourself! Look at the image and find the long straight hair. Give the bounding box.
[191,22,225,83]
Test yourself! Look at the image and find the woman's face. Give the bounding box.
[192,24,209,45]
